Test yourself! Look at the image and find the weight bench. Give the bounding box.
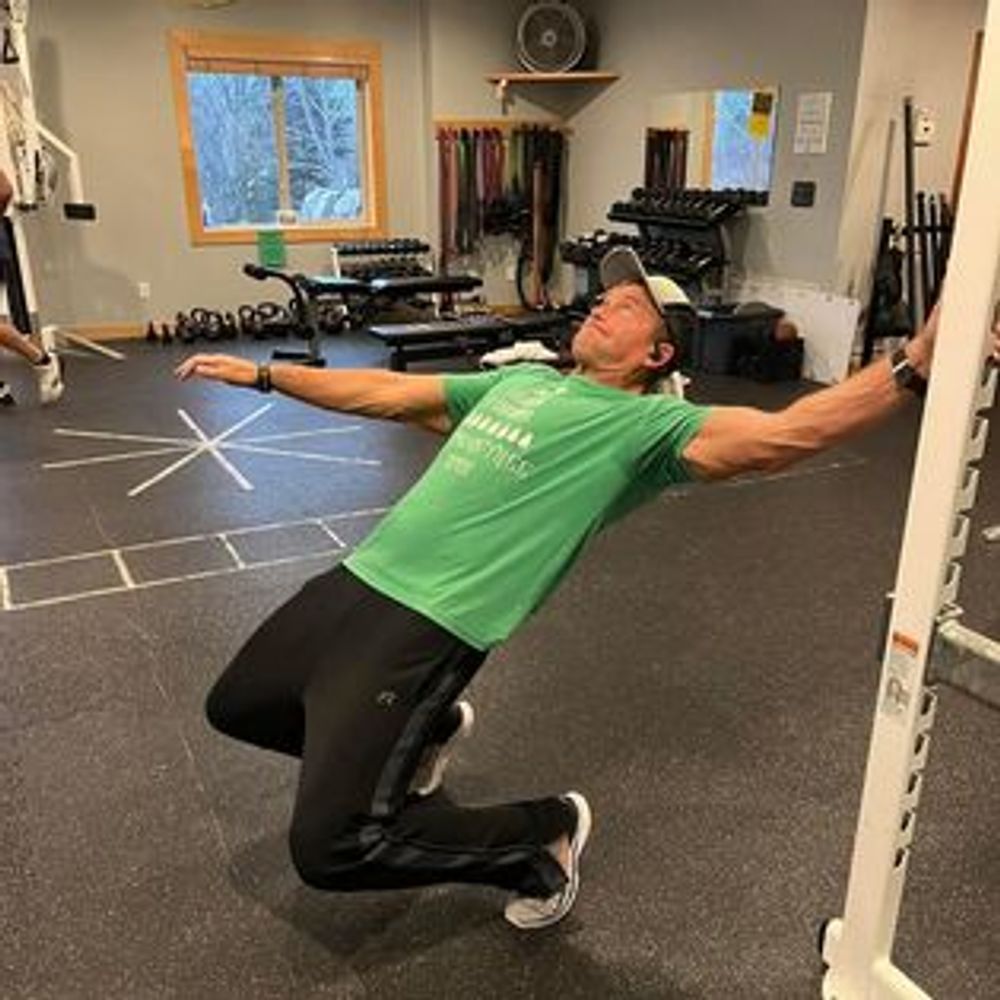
[368,310,569,370]
[301,273,484,330]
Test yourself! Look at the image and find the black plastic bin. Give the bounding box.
[690,303,803,381]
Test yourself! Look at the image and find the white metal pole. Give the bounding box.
[822,0,1000,995]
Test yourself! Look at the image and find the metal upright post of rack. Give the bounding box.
[819,3,1000,997]
[901,98,920,331]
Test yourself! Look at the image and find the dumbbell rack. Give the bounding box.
[330,238,433,282]
[819,4,1000,994]
[606,187,749,296]
[561,230,721,291]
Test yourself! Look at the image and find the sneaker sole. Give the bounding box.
[411,700,475,797]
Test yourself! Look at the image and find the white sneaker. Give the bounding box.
[36,353,64,404]
[39,324,58,355]
[409,701,475,797]
[0,381,14,406]
[504,791,592,930]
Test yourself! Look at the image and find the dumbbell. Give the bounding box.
[175,312,198,344]
[237,304,263,339]
[188,307,223,341]
[256,301,292,338]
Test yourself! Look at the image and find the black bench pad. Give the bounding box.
[368,274,483,297]
[367,312,569,370]
[368,315,509,346]
[299,276,370,297]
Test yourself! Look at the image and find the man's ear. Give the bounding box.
[646,341,675,371]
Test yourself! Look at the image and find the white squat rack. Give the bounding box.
[0,0,119,359]
[820,0,1000,996]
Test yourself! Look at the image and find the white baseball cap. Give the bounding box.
[599,246,694,320]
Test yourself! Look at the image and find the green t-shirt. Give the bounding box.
[345,364,710,649]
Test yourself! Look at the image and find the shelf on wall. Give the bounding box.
[486,70,619,117]
[486,71,619,85]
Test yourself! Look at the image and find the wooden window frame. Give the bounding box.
[168,29,387,246]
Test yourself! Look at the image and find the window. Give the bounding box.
[710,89,777,195]
[169,31,386,245]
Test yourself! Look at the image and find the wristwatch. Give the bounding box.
[890,347,928,398]
[255,362,273,393]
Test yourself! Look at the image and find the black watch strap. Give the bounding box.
[255,362,273,393]
[890,347,927,397]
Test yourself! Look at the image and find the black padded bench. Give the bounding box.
[299,275,371,298]
[367,274,483,298]
[300,273,485,330]
[368,311,569,370]
[299,273,483,301]
[241,266,494,366]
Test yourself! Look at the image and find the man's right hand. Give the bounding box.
[175,354,257,387]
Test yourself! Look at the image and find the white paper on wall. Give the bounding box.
[794,92,834,154]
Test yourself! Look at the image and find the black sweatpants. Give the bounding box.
[206,564,572,897]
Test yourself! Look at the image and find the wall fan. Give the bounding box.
[515,2,589,74]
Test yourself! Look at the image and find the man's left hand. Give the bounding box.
[909,303,1000,375]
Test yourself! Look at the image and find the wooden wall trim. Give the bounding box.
[63,323,145,341]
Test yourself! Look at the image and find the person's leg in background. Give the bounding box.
[0,320,63,404]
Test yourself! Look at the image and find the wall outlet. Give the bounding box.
[138,281,151,300]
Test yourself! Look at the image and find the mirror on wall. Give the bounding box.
[646,88,778,201]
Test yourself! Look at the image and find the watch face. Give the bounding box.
[892,349,927,395]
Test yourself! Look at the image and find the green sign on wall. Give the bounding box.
[257,229,287,268]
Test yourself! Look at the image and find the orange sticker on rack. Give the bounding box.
[891,631,920,656]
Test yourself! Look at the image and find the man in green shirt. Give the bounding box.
[177,247,987,930]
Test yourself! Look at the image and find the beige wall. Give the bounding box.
[28,0,971,325]
[422,0,869,298]
[27,0,429,327]
[422,0,564,305]
[425,0,864,298]
[28,0,548,322]
[835,0,987,299]
[566,0,869,289]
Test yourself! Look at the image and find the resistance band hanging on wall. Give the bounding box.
[435,122,565,304]
[644,128,689,190]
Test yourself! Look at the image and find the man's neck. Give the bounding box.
[571,363,645,395]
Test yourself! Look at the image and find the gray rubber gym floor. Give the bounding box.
[3,333,998,999]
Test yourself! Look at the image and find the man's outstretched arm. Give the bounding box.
[175,354,453,434]
[683,309,1000,481]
